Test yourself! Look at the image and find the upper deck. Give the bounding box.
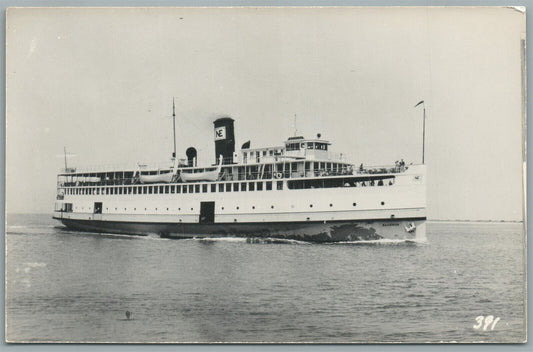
[57,118,413,189]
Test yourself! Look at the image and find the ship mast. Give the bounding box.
[64,146,68,171]
[172,98,176,160]
[415,100,426,164]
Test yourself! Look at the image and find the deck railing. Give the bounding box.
[57,163,411,188]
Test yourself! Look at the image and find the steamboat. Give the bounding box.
[53,115,426,242]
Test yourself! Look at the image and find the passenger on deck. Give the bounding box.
[378,180,383,186]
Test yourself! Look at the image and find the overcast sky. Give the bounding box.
[6,7,525,220]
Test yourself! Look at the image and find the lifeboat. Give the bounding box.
[139,172,175,184]
[180,157,223,182]
[180,168,220,182]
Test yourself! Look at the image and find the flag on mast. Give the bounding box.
[415,100,424,107]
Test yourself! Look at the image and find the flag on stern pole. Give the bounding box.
[414,100,424,107]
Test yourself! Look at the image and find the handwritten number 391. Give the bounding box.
[473,315,500,331]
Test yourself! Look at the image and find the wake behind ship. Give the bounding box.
[53,117,426,242]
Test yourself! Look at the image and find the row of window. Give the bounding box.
[61,181,284,196]
[286,142,328,151]
[56,200,391,213]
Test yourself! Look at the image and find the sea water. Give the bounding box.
[5,214,526,343]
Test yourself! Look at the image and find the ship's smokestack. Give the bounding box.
[213,117,235,164]
[186,147,197,167]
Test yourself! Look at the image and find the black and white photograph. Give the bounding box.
[5,6,526,343]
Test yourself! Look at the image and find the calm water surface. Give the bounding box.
[5,214,526,343]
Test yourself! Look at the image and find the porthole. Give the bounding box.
[178,208,181,211]
[155,208,158,211]
[381,201,385,206]
[234,219,237,222]
[190,208,193,211]
[271,205,274,209]
[309,204,313,208]
[134,208,136,211]
[236,206,240,210]
[329,203,333,207]
[167,208,169,211]
[353,203,357,207]
[306,217,310,221]
[252,206,255,209]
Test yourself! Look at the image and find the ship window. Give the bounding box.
[241,182,247,191]
[202,184,207,193]
[154,186,159,194]
[176,185,181,193]
[160,186,164,193]
[147,186,152,194]
[129,187,133,194]
[233,183,239,192]
[307,143,314,149]
[266,181,272,190]
[257,182,263,191]
[226,183,231,192]
[195,185,200,193]
[249,182,255,191]
[171,185,175,193]
[189,185,194,193]
[133,187,137,195]
[381,201,385,205]
[165,185,170,194]
[143,186,147,194]
[96,188,100,195]
[327,163,331,171]
[269,150,274,156]
[263,150,267,156]
[291,162,297,174]
[118,187,122,195]
[218,183,224,192]
[277,181,283,190]
[211,184,216,192]
[353,202,357,206]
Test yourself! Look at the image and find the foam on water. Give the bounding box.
[327,238,427,245]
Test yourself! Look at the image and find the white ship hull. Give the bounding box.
[53,165,426,242]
